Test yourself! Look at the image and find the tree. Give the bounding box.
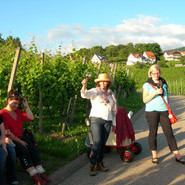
[0,33,5,44]
[180,56,185,64]
[90,46,105,56]
[105,45,118,58]
[5,36,22,48]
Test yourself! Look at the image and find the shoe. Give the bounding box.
[176,158,185,164]
[40,172,52,182]
[31,173,47,185]
[97,163,109,172]
[152,158,159,164]
[89,165,96,176]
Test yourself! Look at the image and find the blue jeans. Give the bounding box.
[6,144,17,184]
[0,145,6,185]
[89,117,112,165]
[0,144,17,185]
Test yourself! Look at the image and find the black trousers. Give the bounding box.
[145,111,178,152]
[14,136,41,170]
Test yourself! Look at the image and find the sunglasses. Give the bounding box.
[9,93,21,98]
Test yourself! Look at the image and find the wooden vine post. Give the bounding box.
[7,47,21,93]
[70,95,78,124]
[112,63,117,85]
[96,60,102,78]
[61,97,72,137]
[110,63,114,77]
[39,52,44,134]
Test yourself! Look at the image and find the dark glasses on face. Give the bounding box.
[9,93,21,97]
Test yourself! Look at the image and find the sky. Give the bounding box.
[1,0,185,54]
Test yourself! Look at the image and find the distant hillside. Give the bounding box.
[168,46,185,51]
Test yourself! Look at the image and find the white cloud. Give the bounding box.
[29,15,185,53]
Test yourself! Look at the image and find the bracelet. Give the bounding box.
[24,106,28,109]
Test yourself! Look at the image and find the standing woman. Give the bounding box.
[143,64,184,164]
[0,90,51,185]
[81,73,117,176]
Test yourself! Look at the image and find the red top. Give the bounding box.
[0,109,32,138]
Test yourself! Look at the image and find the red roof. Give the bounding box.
[144,51,156,59]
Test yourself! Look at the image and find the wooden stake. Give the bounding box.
[61,97,72,137]
[112,63,117,84]
[70,95,78,124]
[96,60,102,78]
[8,47,21,93]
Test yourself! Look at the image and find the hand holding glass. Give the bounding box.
[5,129,11,144]
[85,72,91,79]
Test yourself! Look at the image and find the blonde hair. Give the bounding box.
[148,64,161,77]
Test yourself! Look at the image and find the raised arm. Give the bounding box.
[22,97,34,120]
[81,79,87,94]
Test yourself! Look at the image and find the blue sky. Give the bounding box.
[1,0,185,53]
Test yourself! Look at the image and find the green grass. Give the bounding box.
[15,91,143,175]
[117,91,144,114]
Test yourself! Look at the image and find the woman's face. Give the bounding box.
[8,100,20,111]
[99,81,109,90]
[151,69,160,81]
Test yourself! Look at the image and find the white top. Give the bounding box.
[81,88,117,126]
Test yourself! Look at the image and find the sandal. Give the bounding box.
[152,157,159,164]
[175,158,185,164]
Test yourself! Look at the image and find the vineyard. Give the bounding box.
[0,42,141,171]
[127,65,185,95]
[1,40,184,173]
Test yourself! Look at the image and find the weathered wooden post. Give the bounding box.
[39,52,44,134]
[8,47,21,93]
[112,63,117,84]
[61,97,72,137]
[82,56,86,64]
[96,60,102,78]
[70,95,78,124]
[110,63,114,77]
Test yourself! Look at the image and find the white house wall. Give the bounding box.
[91,55,100,63]
[127,54,143,65]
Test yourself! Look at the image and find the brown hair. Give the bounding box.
[7,90,22,102]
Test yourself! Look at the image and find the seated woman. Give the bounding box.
[0,115,18,185]
[0,90,51,185]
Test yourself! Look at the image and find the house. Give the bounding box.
[181,51,185,56]
[143,51,156,63]
[91,54,108,63]
[126,51,156,65]
[163,50,182,61]
[126,53,145,65]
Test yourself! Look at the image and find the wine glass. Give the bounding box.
[85,71,91,79]
[5,129,11,144]
[157,80,162,88]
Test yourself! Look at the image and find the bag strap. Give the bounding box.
[149,83,170,111]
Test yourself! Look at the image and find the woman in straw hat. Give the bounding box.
[81,73,117,176]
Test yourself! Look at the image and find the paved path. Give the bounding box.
[57,96,185,185]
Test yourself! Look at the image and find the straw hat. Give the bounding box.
[94,73,112,83]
